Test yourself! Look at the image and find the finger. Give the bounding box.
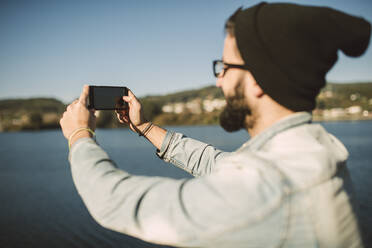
[123,89,141,108]
[79,85,89,106]
[123,89,137,103]
[127,89,137,99]
[116,113,127,123]
[116,112,124,119]
[117,116,125,123]
[59,117,64,127]
[122,95,131,104]
[115,108,127,115]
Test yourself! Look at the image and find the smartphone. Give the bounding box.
[88,86,128,110]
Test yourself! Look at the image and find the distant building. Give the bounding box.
[203,99,226,112]
[174,103,185,114]
[346,106,362,114]
[186,99,202,114]
[162,103,186,114]
[162,105,173,113]
[323,108,346,118]
[162,98,225,114]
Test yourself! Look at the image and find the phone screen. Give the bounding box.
[88,86,128,110]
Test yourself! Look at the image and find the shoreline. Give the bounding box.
[1,116,372,133]
[312,115,372,122]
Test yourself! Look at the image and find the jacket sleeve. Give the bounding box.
[68,138,286,248]
[156,131,230,177]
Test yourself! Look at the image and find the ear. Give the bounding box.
[245,72,264,98]
[252,80,264,98]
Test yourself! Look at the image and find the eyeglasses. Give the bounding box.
[213,60,248,78]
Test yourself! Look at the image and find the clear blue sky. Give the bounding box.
[1,0,371,103]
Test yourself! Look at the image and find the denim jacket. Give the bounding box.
[69,112,364,248]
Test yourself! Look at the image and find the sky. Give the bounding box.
[1,0,371,103]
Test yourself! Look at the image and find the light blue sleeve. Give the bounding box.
[68,137,286,248]
[156,131,230,177]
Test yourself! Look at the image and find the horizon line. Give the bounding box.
[1,80,372,104]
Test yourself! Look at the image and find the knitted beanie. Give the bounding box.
[233,2,371,111]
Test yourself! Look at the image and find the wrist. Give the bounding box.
[69,130,92,147]
[136,121,150,133]
[135,121,154,137]
[68,127,95,149]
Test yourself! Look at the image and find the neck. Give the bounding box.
[246,104,294,137]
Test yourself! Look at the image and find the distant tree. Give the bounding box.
[96,111,116,128]
[316,100,326,109]
[29,112,43,129]
[141,99,162,121]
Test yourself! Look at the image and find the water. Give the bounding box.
[0,122,371,247]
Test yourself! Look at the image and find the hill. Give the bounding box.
[1,82,372,131]
[95,82,372,127]
[0,98,66,131]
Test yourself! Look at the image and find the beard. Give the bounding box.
[219,82,252,132]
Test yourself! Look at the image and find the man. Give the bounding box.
[60,2,370,248]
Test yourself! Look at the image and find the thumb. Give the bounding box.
[79,85,89,106]
[123,89,139,106]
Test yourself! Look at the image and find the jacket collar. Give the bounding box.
[238,112,312,152]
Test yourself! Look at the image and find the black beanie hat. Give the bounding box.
[233,2,371,111]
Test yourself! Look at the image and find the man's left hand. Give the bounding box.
[60,85,96,142]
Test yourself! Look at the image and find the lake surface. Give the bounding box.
[0,122,371,247]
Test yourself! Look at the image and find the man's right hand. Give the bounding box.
[116,89,147,133]
[117,88,167,149]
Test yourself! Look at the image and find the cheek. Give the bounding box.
[221,73,240,97]
[220,81,231,98]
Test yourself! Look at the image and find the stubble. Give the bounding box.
[219,82,254,132]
